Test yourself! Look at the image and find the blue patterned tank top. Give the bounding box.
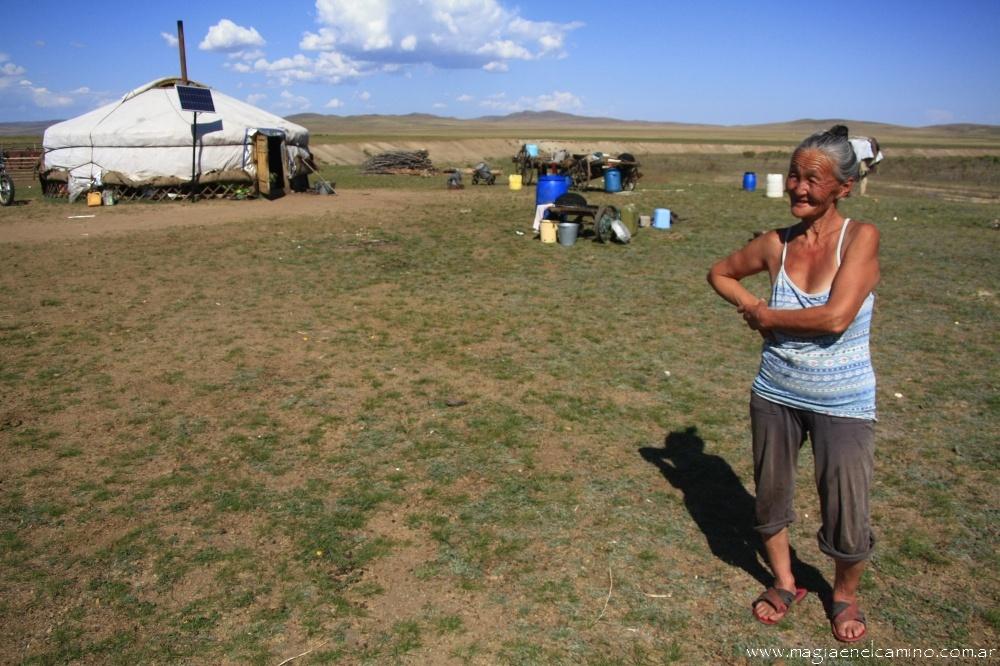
[751,219,877,420]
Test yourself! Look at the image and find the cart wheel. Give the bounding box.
[0,174,14,206]
[622,170,638,191]
[594,205,619,243]
[472,172,480,185]
[617,152,635,164]
[521,163,535,185]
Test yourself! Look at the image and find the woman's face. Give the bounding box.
[786,149,853,221]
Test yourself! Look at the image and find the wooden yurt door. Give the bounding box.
[255,133,271,196]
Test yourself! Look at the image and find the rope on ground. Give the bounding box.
[593,565,613,625]
[274,639,329,666]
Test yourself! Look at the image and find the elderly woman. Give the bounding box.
[707,125,880,643]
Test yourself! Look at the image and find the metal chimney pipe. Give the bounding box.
[177,20,188,83]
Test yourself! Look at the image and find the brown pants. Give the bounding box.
[750,392,876,562]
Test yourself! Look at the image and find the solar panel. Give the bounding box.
[176,85,216,113]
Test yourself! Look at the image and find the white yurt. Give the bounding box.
[41,77,311,201]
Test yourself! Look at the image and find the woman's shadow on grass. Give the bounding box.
[639,426,831,596]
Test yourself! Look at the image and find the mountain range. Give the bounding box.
[3,111,998,147]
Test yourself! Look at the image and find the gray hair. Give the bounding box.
[794,124,860,183]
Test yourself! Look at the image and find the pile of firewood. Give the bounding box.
[361,150,436,175]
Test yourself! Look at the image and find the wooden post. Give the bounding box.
[177,20,188,84]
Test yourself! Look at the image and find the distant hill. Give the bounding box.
[2,112,998,149]
[285,113,1000,151]
[0,120,60,137]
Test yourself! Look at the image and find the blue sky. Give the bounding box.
[2,0,999,126]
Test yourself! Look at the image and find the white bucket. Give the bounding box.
[765,173,784,198]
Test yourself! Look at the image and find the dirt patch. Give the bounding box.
[0,189,445,244]
[310,138,1000,166]
[878,181,1000,204]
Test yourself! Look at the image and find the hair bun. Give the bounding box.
[829,125,849,138]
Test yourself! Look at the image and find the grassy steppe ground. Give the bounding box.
[1,153,998,664]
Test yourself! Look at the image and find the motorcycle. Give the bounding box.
[0,152,14,206]
[471,162,496,186]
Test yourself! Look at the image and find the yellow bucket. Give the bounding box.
[540,220,557,244]
[508,174,522,191]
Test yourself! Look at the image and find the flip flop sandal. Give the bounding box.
[752,587,807,625]
[830,600,867,643]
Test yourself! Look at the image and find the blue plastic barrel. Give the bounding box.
[604,168,622,193]
[742,171,757,191]
[536,174,570,205]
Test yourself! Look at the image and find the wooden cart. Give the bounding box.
[564,152,641,191]
[511,143,546,185]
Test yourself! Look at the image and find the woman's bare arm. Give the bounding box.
[707,231,778,309]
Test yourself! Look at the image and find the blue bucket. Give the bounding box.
[526,144,539,158]
[536,174,570,205]
[742,171,757,191]
[653,208,671,229]
[604,168,622,193]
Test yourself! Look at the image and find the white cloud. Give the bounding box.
[161,32,179,48]
[256,54,312,72]
[477,40,531,60]
[457,94,474,102]
[34,40,46,47]
[314,51,362,82]
[242,51,363,85]
[507,17,583,56]
[300,27,338,51]
[479,89,582,113]
[432,102,446,109]
[233,49,265,61]
[215,2,582,90]
[358,90,371,101]
[199,19,265,52]
[246,93,267,105]
[533,90,581,111]
[325,97,344,108]
[297,0,581,72]
[18,80,74,108]
[0,55,26,89]
[275,90,311,111]
[0,55,112,114]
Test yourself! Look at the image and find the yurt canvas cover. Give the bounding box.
[42,77,310,199]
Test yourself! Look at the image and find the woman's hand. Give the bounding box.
[738,299,774,340]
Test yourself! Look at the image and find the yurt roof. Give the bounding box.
[44,77,309,149]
